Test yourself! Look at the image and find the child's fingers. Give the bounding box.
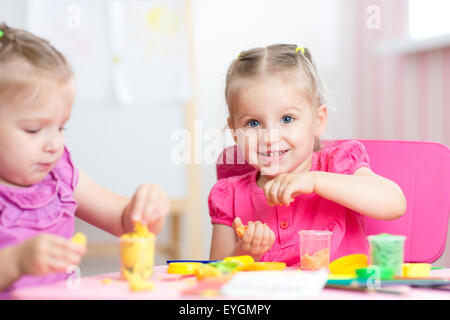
[26,237,82,275]
[263,179,274,201]
[280,183,296,205]
[250,222,265,249]
[259,224,273,250]
[50,247,82,267]
[252,221,268,253]
[129,185,150,222]
[52,238,86,264]
[45,234,81,254]
[232,217,243,228]
[47,256,76,274]
[145,197,170,227]
[141,190,158,224]
[268,179,283,205]
[263,180,277,205]
[138,185,170,225]
[269,229,276,245]
[241,221,255,250]
[150,198,170,224]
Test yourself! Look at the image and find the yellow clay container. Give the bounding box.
[329,254,368,276]
[167,262,202,275]
[223,255,254,265]
[119,223,155,281]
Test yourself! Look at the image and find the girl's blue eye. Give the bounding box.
[281,115,294,124]
[246,119,260,128]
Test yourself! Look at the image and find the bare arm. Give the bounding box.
[312,167,407,220]
[73,172,129,237]
[73,171,169,237]
[209,224,237,260]
[264,167,406,221]
[0,245,21,291]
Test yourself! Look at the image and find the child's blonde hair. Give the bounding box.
[225,44,325,151]
[0,23,73,106]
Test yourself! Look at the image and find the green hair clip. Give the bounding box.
[0,30,4,39]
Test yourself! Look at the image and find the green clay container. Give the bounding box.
[367,233,406,277]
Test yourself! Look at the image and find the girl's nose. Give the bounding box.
[259,128,281,146]
[44,134,63,154]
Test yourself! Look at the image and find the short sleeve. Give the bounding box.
[328,140,370,175]
[51,146,79,192]
[208,178,235,226]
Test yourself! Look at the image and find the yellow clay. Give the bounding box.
[239,262,286,271]
[224,255,254,265]
[402,263,431,278]
[167,262,202,275]
[327,274,356,280]
[129,276,155,292]
[120,222,156,282]
[71,232,87,246]
[195,264,223,280]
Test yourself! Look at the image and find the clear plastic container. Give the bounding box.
[299,230,332,271]
[367,233,406,276]
[119,235,155,281]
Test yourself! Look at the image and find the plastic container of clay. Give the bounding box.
[119,234,155,281]
[367,233,406,276]
[299,230,332,271]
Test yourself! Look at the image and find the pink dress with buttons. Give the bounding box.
[0,147,78,296]
[208,140,371,266]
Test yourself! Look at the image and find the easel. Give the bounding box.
[78,0,202,263]
[157,0,202,260]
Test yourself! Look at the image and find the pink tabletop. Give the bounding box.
[10,266,450,300]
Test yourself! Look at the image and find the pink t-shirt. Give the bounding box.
[0,146,78,296]
[209,140,371,266]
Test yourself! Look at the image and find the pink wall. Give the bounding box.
[352,0,450,146]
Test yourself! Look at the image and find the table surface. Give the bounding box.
[11,266,450,300]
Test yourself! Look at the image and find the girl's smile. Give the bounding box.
[258,148,291,165]
[228,75,327,178]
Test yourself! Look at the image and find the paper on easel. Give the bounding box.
[27,0,111,105]
[108,0,191,106]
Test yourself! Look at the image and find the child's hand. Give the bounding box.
[123,184,170,235]
[263,172,315,206]
[232,217,275,259]
[14,234,86,276]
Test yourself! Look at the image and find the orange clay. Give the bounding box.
[237,262,286,271]
[300,248,330,271]
[235,225,247,238]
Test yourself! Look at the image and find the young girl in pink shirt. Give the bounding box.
[0,24,170,293]
[208,44,406,266]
